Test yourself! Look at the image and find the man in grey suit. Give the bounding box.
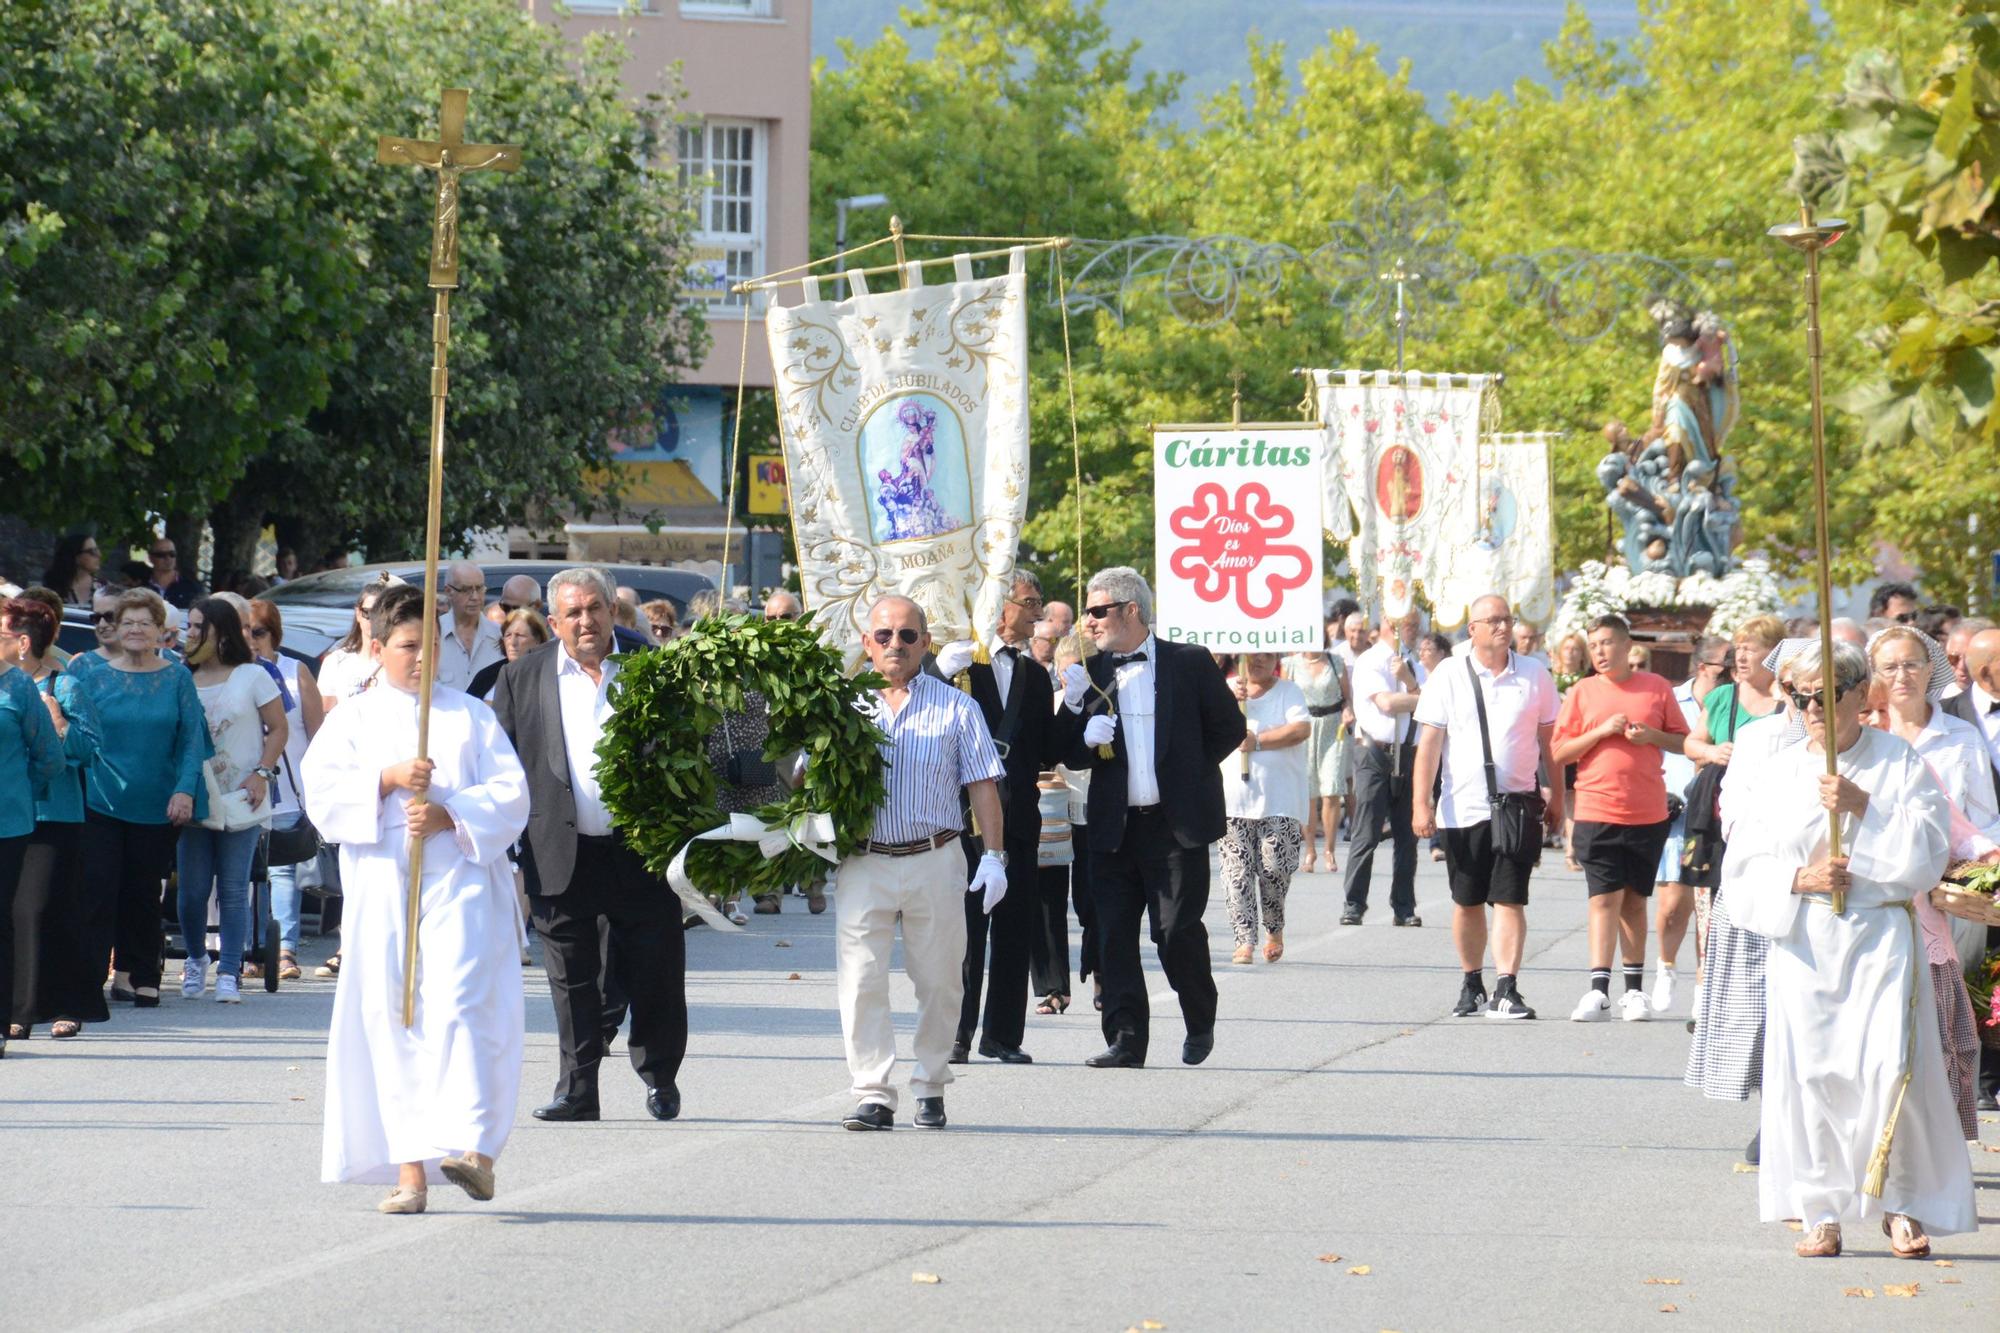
[492,567,687,1123]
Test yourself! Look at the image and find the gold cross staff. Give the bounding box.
[374,89,522,1027]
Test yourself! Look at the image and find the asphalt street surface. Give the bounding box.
[4,854,1996,1330]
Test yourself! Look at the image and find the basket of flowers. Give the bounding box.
[1931,860,2000,928]
[1966,949,2000,1051]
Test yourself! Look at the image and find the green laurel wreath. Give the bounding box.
[594,614,887,899]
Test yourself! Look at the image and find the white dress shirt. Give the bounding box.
[434,612,504,693]
[1114,634,1160,806]
[556,643,620,837]
[992,639,1023,704]
[1970,683,2000,773]
[1412,651,1558,827]
[1349,641,1414,745]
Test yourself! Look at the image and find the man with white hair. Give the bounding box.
[498,575,543,615]
[434,561,503,692]
[763,589,803,622]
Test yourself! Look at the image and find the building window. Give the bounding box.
[678,118,766,311]
[681,1,771,16]
[565,1,659,12]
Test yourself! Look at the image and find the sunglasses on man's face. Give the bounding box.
[1084,601,1130,620]
[93,611,117,625]
[1894,611,1918,624]
[1786,683,1854,711]
[870,628,922,646]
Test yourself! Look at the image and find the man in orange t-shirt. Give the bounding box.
[1551,614,1689,1024]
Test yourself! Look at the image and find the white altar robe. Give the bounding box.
[302,684,531,1185]
[1724,727,1976,1233]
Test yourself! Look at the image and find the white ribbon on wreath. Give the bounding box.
[664,810,841,932]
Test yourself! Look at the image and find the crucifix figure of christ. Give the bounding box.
[375,89,522,1027]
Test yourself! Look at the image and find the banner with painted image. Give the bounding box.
[766,251,1030,656]
[1312,369,1494,618]
[1152,426,1324,650]
[1426,432,1558,629]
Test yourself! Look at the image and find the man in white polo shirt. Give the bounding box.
[1411,594,1563,1019]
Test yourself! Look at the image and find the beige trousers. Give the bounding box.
[835,841,968,1109]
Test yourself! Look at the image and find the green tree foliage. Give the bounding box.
[0,0,706,563]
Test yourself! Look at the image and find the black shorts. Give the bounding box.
[1439,820,1533,908]
[1572,819,1672,898]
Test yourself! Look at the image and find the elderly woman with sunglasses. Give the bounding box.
[1726,640,1974,1260]
[1868,626,1999,1140]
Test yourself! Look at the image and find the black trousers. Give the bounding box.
[1029,854,1075,999]
[1343,742,1416,919]
[12,822,103,1027]
[529,835,686,1102]
[956,835,1038,1049]
[1091,806,1217,1060]
[82,810,179,992]
[0,834,30,1032]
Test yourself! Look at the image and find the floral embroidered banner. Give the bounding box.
[1152,426,1324,650]
[1312,369,1494,619]
[766,252,1030,657]
[1424,432,1559,629]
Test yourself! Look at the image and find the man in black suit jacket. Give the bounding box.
[942,572,1081,1065]
[492,567,687,1124]
[1064,567,1245,1068]
[1941,627,2000,1108]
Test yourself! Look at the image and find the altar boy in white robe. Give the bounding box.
[303,583,532,1215]
[1726,641,1977,1260]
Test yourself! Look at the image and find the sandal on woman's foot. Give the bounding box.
[5,1024,25,1041]
[1230,944,1254,965]
[278,951,302,982]
[1035,994,1070,1015]
[49,1021,81,1039]
[1263,931,1284,963]
[315,953,341,979]
[1882,1213,1930,1259]
[1793,1222,1841,1258]
[240,961,264,980]
[377,1187,427,1215]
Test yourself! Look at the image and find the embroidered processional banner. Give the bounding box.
[1312,370,1494,618]
[1426,433,1559,629]
[767,251,1030,657]
[1151,425,1325,651]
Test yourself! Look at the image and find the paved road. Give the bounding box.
[3,855,1995,1331]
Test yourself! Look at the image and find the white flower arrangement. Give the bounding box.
[1547,558,1785,647]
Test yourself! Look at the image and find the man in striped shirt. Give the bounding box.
[837,595,1009,1132]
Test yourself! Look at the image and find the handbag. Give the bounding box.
[200,756,273,832]
[264,752,323,866]
[1679,685,1737,885]
[1468,655,1546,862]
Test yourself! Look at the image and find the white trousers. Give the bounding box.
[835,841,968,1109]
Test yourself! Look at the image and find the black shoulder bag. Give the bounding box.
[1678,684,1737,886]
[1468,655,1546,862]
[264,751,324,867]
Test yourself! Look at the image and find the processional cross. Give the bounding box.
[375,89,522,1027]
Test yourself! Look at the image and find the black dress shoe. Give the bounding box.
[1393,914,1422,928]
[1182,1030,1214,1065]
[109,985,137,1004]
[947,1038,970,1065]
[977,1039,1032,1064]
[532,1094,601,1123]
[1084,1043,1144,1069]
[842,1101,893,1131]
[646,1084,681,1121]
[1977,1089,2000,1112]
[1338,908,1363,926]
[913,1096,946,1129]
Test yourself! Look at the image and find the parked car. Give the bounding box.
[257,561,716,661]
[56,606,99,660]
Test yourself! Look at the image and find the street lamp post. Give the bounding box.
[834,193,890,300]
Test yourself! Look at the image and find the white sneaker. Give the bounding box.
[1618,989,1651,1022]
[1569,990,1610,1022]
[215,973,241,1004]
[1649,965,1677,1012]
[181,956,207,998]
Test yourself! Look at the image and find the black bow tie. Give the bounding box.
[1114,650,1147,664]
[996,645,1019,659]
[1987,699,2000,715]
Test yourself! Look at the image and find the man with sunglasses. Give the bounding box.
[1062,567,1244,1069]
[1868,581,1920,625]
[836,596,1007,1131]
[433,561,504,693]
[144,539,204,610]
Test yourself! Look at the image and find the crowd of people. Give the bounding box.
[1,541,1991,1255]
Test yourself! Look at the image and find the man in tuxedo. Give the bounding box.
[1940,626,2000,1110]
[492,566,687,1124]
[937,571,1081,1065]
[1063,566,1245,1068]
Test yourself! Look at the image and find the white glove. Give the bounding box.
[969,852,1008,914]
[1083,714,1118,748]
[934,639,977,677]
[1060,662,1091,711]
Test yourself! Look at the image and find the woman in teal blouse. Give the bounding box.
[0,602,66,1054]
[80,590,205,1008]
[1,599,102,1038]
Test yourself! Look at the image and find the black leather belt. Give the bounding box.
[1308,704,1341,718]
[860,830,959,858]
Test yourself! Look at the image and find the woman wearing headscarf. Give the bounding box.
[0,599,100,1041]
[1727,641,1973,1259]
[1868,625,1998,1139]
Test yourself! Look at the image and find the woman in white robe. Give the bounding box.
[302,585,531,1214]
[1725,640,1976,1259]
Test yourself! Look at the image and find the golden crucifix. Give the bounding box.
[376,88,522,1027]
